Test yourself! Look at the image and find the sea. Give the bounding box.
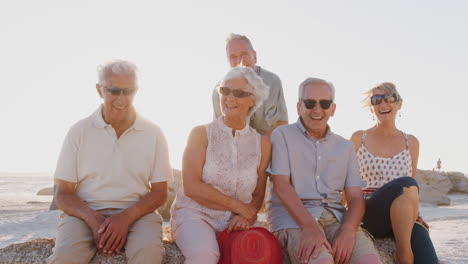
[1,173,467,263]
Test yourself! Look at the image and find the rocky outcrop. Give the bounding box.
[415,169,452,205]
[0,237,396,264]
[445,171,468,193]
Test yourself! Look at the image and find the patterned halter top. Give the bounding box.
[357,131,413,191]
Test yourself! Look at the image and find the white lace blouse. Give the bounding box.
[171,118,261,232]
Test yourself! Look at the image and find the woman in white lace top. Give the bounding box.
[170,66,273,264]
[350,82,438,264]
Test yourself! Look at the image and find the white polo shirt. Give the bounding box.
[54,106,173,210]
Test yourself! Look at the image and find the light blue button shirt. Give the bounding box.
[266,118,364,231]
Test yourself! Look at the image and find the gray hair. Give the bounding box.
[298,77,335,101]
[220,66,269,118]
[97,60,138,87]
[363,82,402,109]
[225,33,255,51]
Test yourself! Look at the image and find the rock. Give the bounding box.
[37,187,54,196]
[415,169,452,206]
[158,168,182,221]
[0,237,396,264]
[445,171,468,193]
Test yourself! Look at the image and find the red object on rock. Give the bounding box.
[217,227,283,264]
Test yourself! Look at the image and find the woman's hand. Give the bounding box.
[234,201,257,224]
[227,215,252,233]
[416,215,430,230]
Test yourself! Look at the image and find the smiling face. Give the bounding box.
[96,72,137,125]
[297,82,336,139]
[226,38,257,69]
[219,78,255,120]
[371,88,402,122]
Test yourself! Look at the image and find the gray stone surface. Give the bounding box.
[445,171,468,193]
[0,236,396,264]
[416,169,452,205]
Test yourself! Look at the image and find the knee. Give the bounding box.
[125,240,164,263]
[183,247,219,264]
[398,176,418,189]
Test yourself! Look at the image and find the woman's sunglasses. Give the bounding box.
[370,94,399,106]
[218,87,252,98]
[102,86,136,96]
[302,99,333,110]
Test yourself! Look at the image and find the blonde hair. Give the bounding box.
[363,82,402,110]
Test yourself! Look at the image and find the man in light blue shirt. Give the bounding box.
[267,78,381,264]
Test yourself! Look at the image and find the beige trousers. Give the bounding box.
[274,209,380,264]
[47,209,164,264]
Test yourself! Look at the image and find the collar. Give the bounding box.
[217,117,250,136]
[92,105,146,131]
[295,118,332,141]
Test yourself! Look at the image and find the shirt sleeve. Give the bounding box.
[151,127,173,183]
[344,143,365,188]
[54,127,80,183]
[212,85,222,120]
[267,128,291,176]
[263,76,288,127]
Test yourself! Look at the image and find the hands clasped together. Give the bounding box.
[87,211,133,256]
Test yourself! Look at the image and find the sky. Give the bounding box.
[1,0,467,174]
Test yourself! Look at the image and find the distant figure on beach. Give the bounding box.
[267,78,381,264]
[350,82,439,264]
[437,158,442,171]
[47,60,172,264]
[212,33,288,136]
[171,67,282,263]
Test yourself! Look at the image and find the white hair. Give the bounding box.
[220,66,269,117]
[298,77,335,101]
[225,33,255,51]
[97,60,138,87]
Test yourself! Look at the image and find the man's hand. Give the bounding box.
[298,225,333,264]
[331,225,356,264]
[85,212,106,253]
[98,213,132,255]
[227,215,251,233]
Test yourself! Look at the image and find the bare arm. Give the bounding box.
[408,134,420,178]
[183,126,256,221]
[331,186,365,264]
[272,175,332,263]
[249,135,271,211]
[55,179,106,250]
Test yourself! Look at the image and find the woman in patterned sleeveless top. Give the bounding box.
[170,67,282,264]
[350,82,438,264]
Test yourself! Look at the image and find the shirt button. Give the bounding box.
[316,175,320,179]
[318,156,321,160]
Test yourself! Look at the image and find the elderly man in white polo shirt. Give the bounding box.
[47,60,172,264]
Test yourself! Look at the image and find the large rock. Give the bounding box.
[158,168,182,221]
[0,237,396,264]
[415,169,452,205]
[445,171,468,193]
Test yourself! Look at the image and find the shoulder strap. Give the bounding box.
[402,132,409,149]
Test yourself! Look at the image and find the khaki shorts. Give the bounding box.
[274,209,378,264]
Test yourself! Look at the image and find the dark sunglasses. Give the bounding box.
[102,86,136,96]
[218,87,252,98]
[370,93,399,106]
[302,99,333,110]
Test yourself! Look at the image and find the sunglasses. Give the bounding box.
[102,86,136,96]
[370,94,399,106]
[302,99,333,110]
[218,87,252,98]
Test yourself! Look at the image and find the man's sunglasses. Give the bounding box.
[218,87,252,98]
[102,86,136,96]
[302,99,333,110]
[370,94,399,106]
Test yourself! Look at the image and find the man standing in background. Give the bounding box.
[212,33,288,136]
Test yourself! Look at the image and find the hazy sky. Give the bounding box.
[1,0,467,173]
